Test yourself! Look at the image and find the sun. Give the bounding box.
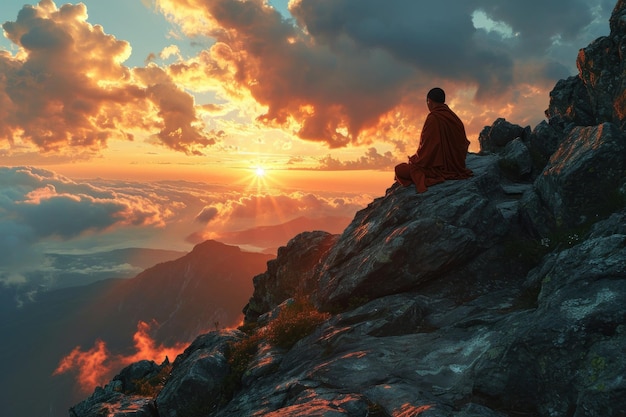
[255,167,266,177]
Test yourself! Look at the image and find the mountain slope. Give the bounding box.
[0,241,273,417]
[215,215,352,252]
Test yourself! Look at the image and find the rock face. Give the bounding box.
[72,3,626,417]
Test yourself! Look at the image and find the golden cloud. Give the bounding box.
[0,1,216,155]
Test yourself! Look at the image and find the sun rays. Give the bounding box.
[236,164,284,195]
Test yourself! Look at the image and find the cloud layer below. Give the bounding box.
[0,165,370,286]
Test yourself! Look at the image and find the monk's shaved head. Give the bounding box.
[427,88,446,103]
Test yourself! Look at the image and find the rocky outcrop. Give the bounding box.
[72,2,626,416]
[243,231,338,323]
[548,0,626,131]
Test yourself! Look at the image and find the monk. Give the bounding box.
[395,87,473,192]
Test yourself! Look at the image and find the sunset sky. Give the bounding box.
[0,0,615,284]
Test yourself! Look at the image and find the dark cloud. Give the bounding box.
[17,194,124,239]
[162,0,612,148]
[0,166,175,283]
[195,206,219,223]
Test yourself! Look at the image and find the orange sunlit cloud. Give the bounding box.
[1,165,381,286]
[188,185,369,247]
[53,320,187,393]
[1,0,611,172]
[0,1,215,156]
[153,0,579,155]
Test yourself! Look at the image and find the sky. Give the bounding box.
[0,0,617,285]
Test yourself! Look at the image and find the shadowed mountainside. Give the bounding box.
[0,241,273,417]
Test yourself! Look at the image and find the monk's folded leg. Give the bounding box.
[409,166,428,193]
[394,163,413,186]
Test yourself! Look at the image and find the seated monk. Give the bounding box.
[395,87,473,192]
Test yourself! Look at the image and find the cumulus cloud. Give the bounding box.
[224,192,363,223]
[0,0,613,167]
[155,0,612,149]
[195,206,219,223]
[0,0,215,155]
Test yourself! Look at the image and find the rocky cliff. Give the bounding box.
[71,2,626,416]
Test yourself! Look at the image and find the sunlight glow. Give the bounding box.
[255,167,266,177]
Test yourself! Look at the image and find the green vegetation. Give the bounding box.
[587,355,608,385]
[265,298,331,349]
[219,297,331,405]
[505,220,596,266]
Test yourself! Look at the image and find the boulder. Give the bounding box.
[69,360,166,417]
[313,153,531,311]
[522,122,626,236]
[478,117,529,153]
[155,330,243,417]
[545,75,595,129]
[499,138,533,181]
[528,120,565,170]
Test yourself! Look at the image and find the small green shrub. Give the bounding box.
[220,332,264,402]
[219,297,330,405]
[265,298,331,349]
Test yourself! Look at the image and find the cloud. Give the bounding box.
[315,147,397,170]
[195,206,219,223]
[156,0,612,148]
[0,166,177,284]
[224,192,364,222]
[0,166,373,286]
[0,1,215,155]
[53,320,186,394]
[0,0,612,162]
[190,189,370,247]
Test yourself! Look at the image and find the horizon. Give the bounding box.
[0,0,615,284]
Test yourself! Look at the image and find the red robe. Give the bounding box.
[395,103,473,192]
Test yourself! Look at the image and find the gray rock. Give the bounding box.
[478,117,528,153]
[528,120,565,171]
[155,330,243,417]
[499,138,533,181]
[546,75,595,129]
[523,122,626,235]
[313,153,529,311]
[244,231,338,323]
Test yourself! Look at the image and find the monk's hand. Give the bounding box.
[408,154,418,163]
